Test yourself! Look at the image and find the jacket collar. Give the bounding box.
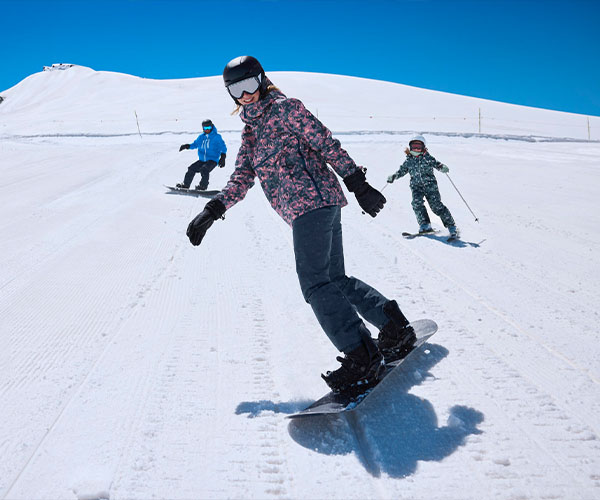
[240,89,286,125]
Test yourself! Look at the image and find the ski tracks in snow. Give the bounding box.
[1,141,198,498]
[3,136,599,499]
[343,211,600,498]
[110,197,297,498]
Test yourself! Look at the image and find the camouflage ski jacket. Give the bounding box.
[389,151,445,190]
[216,90,360,225]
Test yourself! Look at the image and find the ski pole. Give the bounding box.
[445,173,479,222]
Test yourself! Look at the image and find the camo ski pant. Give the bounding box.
[411,184,455,228]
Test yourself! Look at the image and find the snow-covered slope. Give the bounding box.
[1,64,598,139]
[1,66,599,500]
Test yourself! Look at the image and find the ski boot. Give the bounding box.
[377,300,416,364]
[322,327,385,396]
[419,223,435,234]
[448,225,460,240]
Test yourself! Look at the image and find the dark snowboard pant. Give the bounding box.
[183,160,217,189]
[411,183,455,227]
[292,205,390,353]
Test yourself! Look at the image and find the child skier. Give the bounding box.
[176,119,227,191]
[387,135,458,238]
[185,56,417,396]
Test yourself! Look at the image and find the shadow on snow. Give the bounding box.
[235,344,484,478]
[411,232,484,248]
[288,344,484,478]
[235,399,315,418]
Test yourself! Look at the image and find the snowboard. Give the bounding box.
[165,185,221,197]
[288,319,438,419]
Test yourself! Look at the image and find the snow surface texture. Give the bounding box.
[1,66,599,499]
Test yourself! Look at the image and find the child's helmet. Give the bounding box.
[409,134,426,148]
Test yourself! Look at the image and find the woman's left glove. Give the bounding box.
[343,169,386,217]
[187,198,226,246]
[440,164,449,173]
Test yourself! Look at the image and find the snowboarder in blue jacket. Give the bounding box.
[177,119,227,190]
[387,135,458,238]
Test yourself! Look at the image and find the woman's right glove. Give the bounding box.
[387,174,396,183]
[343,169,386,217]
[187,198,226,246]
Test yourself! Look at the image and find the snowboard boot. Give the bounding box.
[377,300,416,364]
[419,223,435,234]
[195,183,208,191]
[321,327,385,396]
[176,183,189,189]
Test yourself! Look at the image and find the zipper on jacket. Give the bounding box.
[202,136,210,162]
[298,150,324,202]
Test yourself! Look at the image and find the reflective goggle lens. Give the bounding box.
[203,126,212,131]
[227,76,261,99]
[410,142,424,150]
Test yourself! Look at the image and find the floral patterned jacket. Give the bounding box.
[389,151,445,191]
[216,89,360,225]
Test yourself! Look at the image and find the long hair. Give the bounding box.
[231,84,281,115]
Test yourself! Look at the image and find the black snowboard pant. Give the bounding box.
[182,160,217,189]
[292,206,390,353]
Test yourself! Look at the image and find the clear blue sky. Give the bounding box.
[1,0,599,116]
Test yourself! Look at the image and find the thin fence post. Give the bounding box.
[135,110,142,139]
[588,116,591,140]
[478,108,481,134]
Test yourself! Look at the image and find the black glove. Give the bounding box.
[179,144,190,152]
[343,169,386,217]
[218,153,226,168]
[186,199,226,246]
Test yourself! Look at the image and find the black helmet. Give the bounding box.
[202,119,213,128]
[222,56,268,101]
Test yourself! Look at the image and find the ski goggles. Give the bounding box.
[203,125,213,131]
[226,75,262,99]
[409,141,424,150]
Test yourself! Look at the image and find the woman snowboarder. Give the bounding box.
[387,135,458,238]
[186,56,416,396]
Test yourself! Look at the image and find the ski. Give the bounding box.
[401,230,440,239]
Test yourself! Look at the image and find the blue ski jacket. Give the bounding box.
[189,126,227,163]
